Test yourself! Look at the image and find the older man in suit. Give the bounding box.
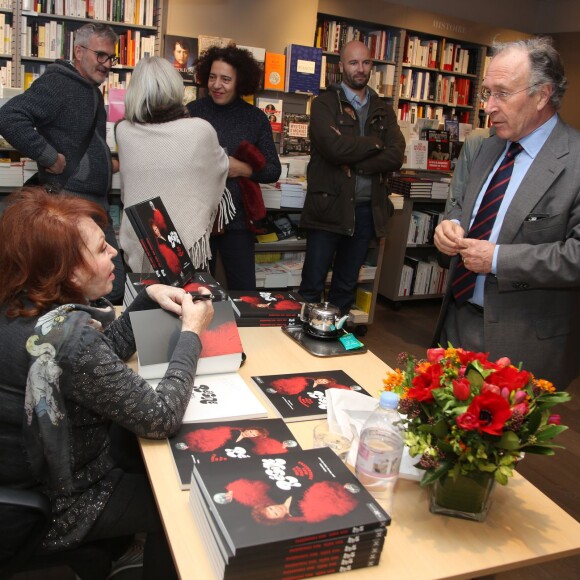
[433,37,580,389]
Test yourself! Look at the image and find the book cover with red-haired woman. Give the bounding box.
[251,370,372,422]
[169,418,301,489]
[190,447,389,563]
[125,196,195,286]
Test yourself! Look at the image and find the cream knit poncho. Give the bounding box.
[116,117,231,273]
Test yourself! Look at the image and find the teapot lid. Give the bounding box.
[309,301,340,316]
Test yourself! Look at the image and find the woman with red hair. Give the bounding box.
[224,478,358,526]
[182,425,288,456]
[0,187,214,579]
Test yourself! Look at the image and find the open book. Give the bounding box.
[130,301,267,423]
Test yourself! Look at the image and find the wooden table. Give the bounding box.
[138,327,580,579]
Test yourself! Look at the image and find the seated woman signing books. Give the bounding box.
[0,188,214,580]
[117,56,230,274]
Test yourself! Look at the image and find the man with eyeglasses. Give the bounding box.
[0,23,125,304]
[433,37,580,390]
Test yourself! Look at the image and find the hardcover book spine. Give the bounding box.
[124,205,167,283]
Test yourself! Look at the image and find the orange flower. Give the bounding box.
[383,369,404,392]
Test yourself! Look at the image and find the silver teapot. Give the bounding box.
[300,301,349,338]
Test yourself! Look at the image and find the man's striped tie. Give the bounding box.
[451,142,523,305]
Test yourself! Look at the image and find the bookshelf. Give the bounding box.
[314,13,400,99]
[397,29,488,127]
[0,3,13,88]
[378,195,447,304]
[7,1,163,92]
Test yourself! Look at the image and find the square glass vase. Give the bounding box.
[429,471,496,522]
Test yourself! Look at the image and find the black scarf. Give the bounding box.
[24,299,116,493]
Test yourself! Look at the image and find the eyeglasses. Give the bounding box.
[479,83,540,103]
[80,45,119,66]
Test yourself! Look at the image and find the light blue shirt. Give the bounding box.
[469,114,558,306]
[341,82,369,112]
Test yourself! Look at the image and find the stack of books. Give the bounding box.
[189,447,389,579]
[168,418,302,490]
[389,175,433,198]
[279,178,307,208]
[431,179,451,200]
[123,272,159,308]
[229,290,302,327]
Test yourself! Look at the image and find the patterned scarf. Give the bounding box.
[24,299,115,493]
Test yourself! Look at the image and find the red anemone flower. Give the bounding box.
[456,391,512,435]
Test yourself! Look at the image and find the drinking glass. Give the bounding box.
[313,421,353,463]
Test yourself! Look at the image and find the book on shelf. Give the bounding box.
[189,447,389,578]
[248,211,297,243]
[281,113,310,155]
[263,52,286,91]
[284,44,323,95]
[402,139,428,170]
[426,130,451,171]
[168,418,302,490]
[124,196,195,287]
[251,370,372,422]
[237,44,265,90]
[256,96,283,133]
[198,34,234,55]
[129,299,244,380]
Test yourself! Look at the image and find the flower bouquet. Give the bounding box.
[383,346,571,520]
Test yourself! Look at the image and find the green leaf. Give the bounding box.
[542,392,572,404]
[431,419,449,439]
[465,367,484,390]
[525,408,542,433]
[535,425,568,441]
[495,431,521,450]
[420,460,452,487]
[522,445,556,455]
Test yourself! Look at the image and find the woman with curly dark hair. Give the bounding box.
[188,45,281,290]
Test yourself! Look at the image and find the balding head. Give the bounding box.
[339,41,372,96]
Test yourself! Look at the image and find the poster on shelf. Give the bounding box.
[164,34,197,81]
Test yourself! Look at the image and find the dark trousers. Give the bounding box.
[299,203,374,316]
[440,300,485,352]
[210,229,256,291]
[84,425,178,580]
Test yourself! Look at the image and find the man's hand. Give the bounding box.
[457,238,494,274]
[145,284,214,335]
[111,158,120,173]
[46,153,66,175]
[434,220,466,256]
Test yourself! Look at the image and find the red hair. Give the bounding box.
[0,187,108,317]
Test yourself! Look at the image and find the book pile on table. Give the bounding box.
[229,290,303,327]
[189,447,389,580]
[168,417,302,490]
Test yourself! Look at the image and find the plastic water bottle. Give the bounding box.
[355,391,404,509]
